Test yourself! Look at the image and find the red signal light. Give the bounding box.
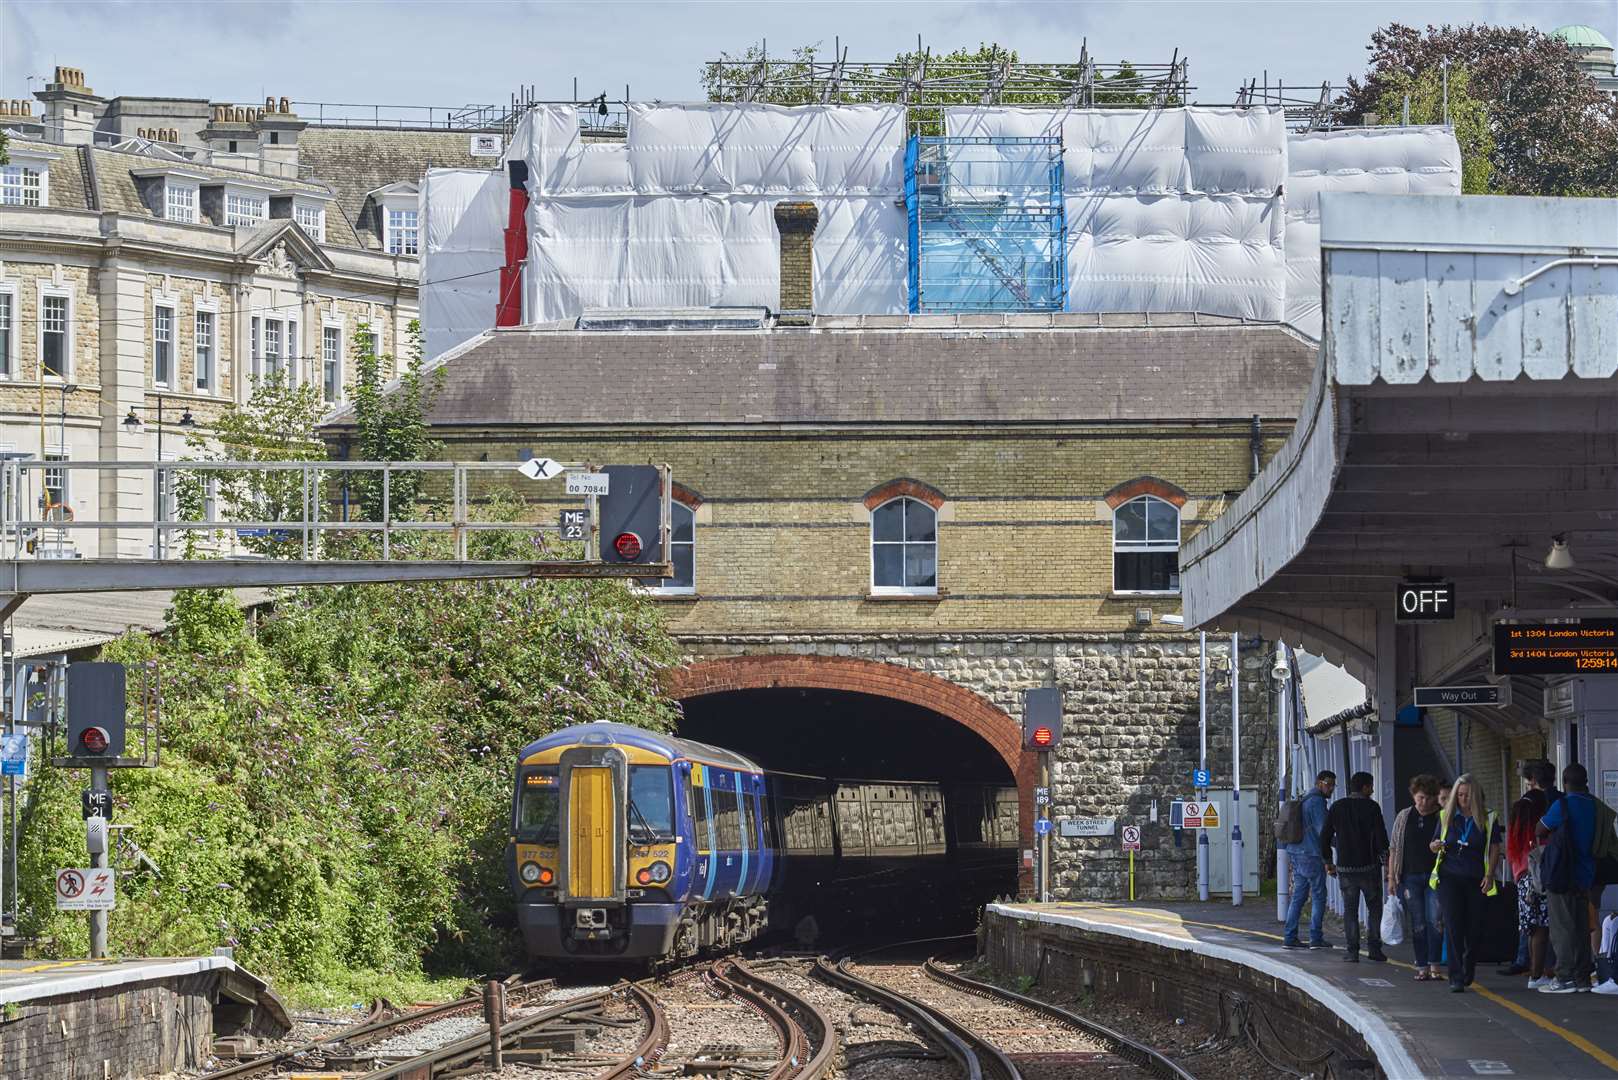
[636,868,652,885]
[79,726,110,755]
[1030,726,1053,748]
[613,532,643,560]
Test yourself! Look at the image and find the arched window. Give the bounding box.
[871,497,937,594]
[648,502,696,593]
[1113,495,1180,594]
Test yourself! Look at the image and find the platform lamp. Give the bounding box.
[122,396,195,556]
[1545,535,1575,570]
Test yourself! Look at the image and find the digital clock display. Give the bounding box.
[1493,619,1618,675]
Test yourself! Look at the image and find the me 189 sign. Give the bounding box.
[1396,581,1455,622]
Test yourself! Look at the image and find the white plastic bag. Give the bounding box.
[1381,892,1405,947]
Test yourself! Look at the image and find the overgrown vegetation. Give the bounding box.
[1371,66,1494,194]
[16,324,680,1002]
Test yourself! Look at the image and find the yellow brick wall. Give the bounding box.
[0,262,100,409]
[433,425,1290,635]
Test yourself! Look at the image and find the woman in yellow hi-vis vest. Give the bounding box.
[1429,773,1504,992]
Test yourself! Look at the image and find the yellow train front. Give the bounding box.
[509,721,776,961]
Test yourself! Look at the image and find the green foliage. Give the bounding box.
[1344,23,1618,196]
[1372,67,1494,194]
[18,574,680,997]
[346,320,444,523]
[17,327,679,1000]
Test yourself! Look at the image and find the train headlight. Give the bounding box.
[520,861,545,885]
[636,867,652,885]
[648,861,671,883]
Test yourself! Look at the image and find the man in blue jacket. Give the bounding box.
[1537,763,1609,993]
[1283,770,1337,949]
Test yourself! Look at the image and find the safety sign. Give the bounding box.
[1170,800,1222,830]
[1034,818,1054,836]
[1192,768,1210,787]
[1121,825,1141,851]
[0,732,26,778]
[55,867,115,911]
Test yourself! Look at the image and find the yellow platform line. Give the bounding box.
[1071,904,1618,1076]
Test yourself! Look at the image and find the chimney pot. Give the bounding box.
[279,96,290,113]
[772,201,819,317]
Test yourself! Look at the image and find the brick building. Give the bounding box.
[326,299,1317,899]
[0,67,498,556]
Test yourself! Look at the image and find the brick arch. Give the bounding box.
[1103,476,1189,509]
[862,478,946,511]
[669,654,1037,870]
[671,482,704,509]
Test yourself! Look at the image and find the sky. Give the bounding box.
[2,0,1614,110]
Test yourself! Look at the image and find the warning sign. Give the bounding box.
[1121,825,1141,851]
[1182,801,1204,828]
[1201,803,1221,829]
[55,867,114,911]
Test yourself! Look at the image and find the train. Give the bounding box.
[507,721,1018,963]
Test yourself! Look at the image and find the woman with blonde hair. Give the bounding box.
[1429,774,1505,992]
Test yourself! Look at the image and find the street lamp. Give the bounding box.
[122,395,196,556]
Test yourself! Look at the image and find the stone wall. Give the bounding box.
[677,631,1277,900]
[0,971,215,1080]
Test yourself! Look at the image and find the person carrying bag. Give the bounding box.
[1429,774,1503,992]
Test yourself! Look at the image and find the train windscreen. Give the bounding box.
[628,765,676,843]
[517,768,560,843]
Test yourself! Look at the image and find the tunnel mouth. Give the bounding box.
[676,686,1019,945]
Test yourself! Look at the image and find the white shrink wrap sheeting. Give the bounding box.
[420,167,506,359]
[516,103,910,320]
[1283,125,1461,336]
[947,106,1287,319]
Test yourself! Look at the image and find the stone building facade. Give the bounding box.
[0,67,497,557]
[326,312,1315,899]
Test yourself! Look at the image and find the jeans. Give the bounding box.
[1284,853,1328,943]
[1549,889,1593,985]
[1339,871,1383,955]
[1436,872,1486,986]
[1401,873,1442,967]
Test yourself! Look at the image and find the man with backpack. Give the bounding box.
[1281,770,1336,950]
[1536,763,1617,993]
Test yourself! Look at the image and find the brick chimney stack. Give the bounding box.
[773,201,819,322]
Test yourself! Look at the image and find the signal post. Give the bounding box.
[1022,688,1062,903]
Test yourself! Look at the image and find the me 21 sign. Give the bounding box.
[1396,581,1454,622]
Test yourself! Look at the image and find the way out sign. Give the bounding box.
[55,867,114,911]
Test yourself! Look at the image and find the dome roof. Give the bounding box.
[1552,24,1613,49]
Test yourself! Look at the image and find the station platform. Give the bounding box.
[0,954,289,1079]
[984,899,1618,1080]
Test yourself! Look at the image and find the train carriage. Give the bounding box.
[509,721,1016,963]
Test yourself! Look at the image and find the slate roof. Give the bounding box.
[298,128,497,250]
[325,315,1317,429]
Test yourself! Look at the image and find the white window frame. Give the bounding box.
[42,451,69,515]
[0,163,47,207]
[0,284,16,380]
[37,284,72,381]
[1111,494,1182,596]
[870,496,939,596]
[250,315,261,382]
[286,318,299,385]
[321,320,343,403]
[223,187,269,227]
[646,501,697,595]
[293,199,326,242]
[152,300,176,388]
[194,304,217,393]
[381,196,419,256]
[164,180,198,223]
[262,318,282,378]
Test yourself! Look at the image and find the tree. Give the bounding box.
[345,319,443,523]
[1371,66,1493,194]
[1342,23,1618,196]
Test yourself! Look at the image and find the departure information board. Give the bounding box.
[1493,619,1618,675]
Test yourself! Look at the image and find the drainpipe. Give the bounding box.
[1249,415,1262,481]
[1231,632,1244,906]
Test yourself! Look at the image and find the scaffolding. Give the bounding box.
[1234,78,1350,131]
[906,136,1066,314]
[702,39,1191,134]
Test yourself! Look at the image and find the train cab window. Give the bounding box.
[516,768,560,843]
[689,785,712,852]
[628,766,676,843]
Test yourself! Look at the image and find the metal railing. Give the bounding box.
[90,130,315,181]
[0,460,669,566]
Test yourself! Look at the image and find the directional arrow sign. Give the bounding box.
[517,457,564,481]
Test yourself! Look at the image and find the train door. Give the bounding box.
[690,764,716,900]
[710,769,743,898]
[744,775,771,894]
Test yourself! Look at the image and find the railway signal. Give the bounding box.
[65,663,126,761]
[599,465,664,566]
[1021,687,1063,750]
